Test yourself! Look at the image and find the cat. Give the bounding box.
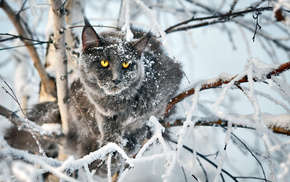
[5,18,183,177]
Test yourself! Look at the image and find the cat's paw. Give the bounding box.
[89,152,122,178]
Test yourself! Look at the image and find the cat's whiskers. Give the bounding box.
[128,85,147,104]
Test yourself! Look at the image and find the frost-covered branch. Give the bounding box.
[163,115,290,136]
[0,103,64,144]
[0,0,56,98]
[163,61,290,118]
[0,104,46,136]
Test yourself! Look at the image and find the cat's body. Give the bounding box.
[5,19,183,177]
[66,22,183,174]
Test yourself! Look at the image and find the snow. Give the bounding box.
[213,121,231,182]
[244,58,277,81]
[262,113,290,130]
[107,153,112,182]
[270,77,290,105]
[121,0,134,41]
[64,143,130,173]
[41,123,62,135]
[1,0,290,181]
[11,160,42,182]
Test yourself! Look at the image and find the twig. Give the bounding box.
[68,24,121,30]
[165,19,227,34]
[1,79,47,157]
[61,0,69,10]
[252,10,262,42]
[229,0,238,14]
[0,33,52,43]
[169,140,238,182]
[117,0,124,28]
[0,42,51,51]
[15,0,28,17]
[198,150,271,182]
[222,126,267,181]
[196,156,208,182]
[170,136,272,182]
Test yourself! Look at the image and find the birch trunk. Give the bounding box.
[50,0,69,135]
[64,0,84,84]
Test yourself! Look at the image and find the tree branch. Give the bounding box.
[163,61,290,119]
[0,33,52,44]
[0,104,63,143]
[176,1,290,52]
[162,61,290,134]
[0,0,56,98]
[164,7,273,34]
[162,118,290,136]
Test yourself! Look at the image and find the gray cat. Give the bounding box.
[5,19,183,177]
[67,18,182,175]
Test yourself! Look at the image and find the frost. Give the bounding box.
[244,58,276,81]
[263,113,290,130]
[272,0,290,12]
[121,0,134,41]
[270,77,290,105]
[278,153,290,180]
[12,160,42,182]
[64,143,130,173]
[133,0,169,50]
[205,72,236,86]
[41,123,62,135]
[214,121,232,182]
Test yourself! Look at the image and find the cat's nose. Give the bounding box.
[112,79,121,85]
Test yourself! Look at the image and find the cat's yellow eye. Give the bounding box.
[122,61,130,68]
[101,60,109,68]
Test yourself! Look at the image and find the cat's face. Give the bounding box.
[80,19,151,95]
[81,43,144,95]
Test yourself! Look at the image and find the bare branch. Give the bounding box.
[0,0,56,98]
[0,42,51,51]
[252,10,262,42]
[164,7,273,34]
[0,33,52,44]
[180,1,290,52]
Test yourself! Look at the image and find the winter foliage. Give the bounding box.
[0,0,290,181]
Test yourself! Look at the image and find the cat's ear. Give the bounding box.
[82,17,101,51]
[131,32,151,57]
